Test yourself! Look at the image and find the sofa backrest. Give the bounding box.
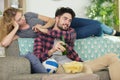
[5,36,120,61]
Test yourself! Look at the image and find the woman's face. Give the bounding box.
[14,12,26,25]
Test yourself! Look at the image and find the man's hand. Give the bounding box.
[48,41,66,56]
[53,41,66,52]
[32,24,48,33]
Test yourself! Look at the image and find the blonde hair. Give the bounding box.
[0,7,22,42]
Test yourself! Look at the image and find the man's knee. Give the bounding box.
[105,53,118,58]
[105,53,119,63]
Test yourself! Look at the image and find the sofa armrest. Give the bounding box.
[5,39,20,56]
[0,56,31,80]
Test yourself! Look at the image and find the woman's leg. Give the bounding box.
[84,53,120,80]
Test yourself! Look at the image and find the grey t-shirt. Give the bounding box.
[16,12,45,38]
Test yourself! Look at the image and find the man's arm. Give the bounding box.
[34,35,65,62]
[38,14,55,29]
[25,12,55,29]
[66,44,83,62]
[36,28,83,62]
[33,37,51,62]
[31,14,55,32]
[48,28,83,62]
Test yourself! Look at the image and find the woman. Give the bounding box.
[0,7,55,47]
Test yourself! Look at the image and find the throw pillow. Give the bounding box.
[18,38,34,56]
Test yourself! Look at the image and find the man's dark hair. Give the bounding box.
[55,7,75,19]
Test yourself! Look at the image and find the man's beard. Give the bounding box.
[57,23,69,31]
[58,26,67,31]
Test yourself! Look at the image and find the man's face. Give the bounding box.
[14,12,26,26]
[56,13,72,31]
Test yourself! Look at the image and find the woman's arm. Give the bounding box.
[0,21,19,47]
[0,28,19,47]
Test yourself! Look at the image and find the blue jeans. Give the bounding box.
[25,52,47,73]
[100,24,113,35]
[71,18,114,39]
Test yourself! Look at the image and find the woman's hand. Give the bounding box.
[13,21,19,30]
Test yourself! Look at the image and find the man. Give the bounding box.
[33,7,82,63]
[33,7,120,80]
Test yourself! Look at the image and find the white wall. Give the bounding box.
[0,0,4,12]
[26,0,90,18]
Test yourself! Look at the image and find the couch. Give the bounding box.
[1,35,120,80]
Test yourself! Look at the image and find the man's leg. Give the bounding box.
[71,18,102,39]
[25,52,47,73]
[101,24,114,35]
[101,24,120,36]
[84,53,120,80]
[109,61,120,80]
